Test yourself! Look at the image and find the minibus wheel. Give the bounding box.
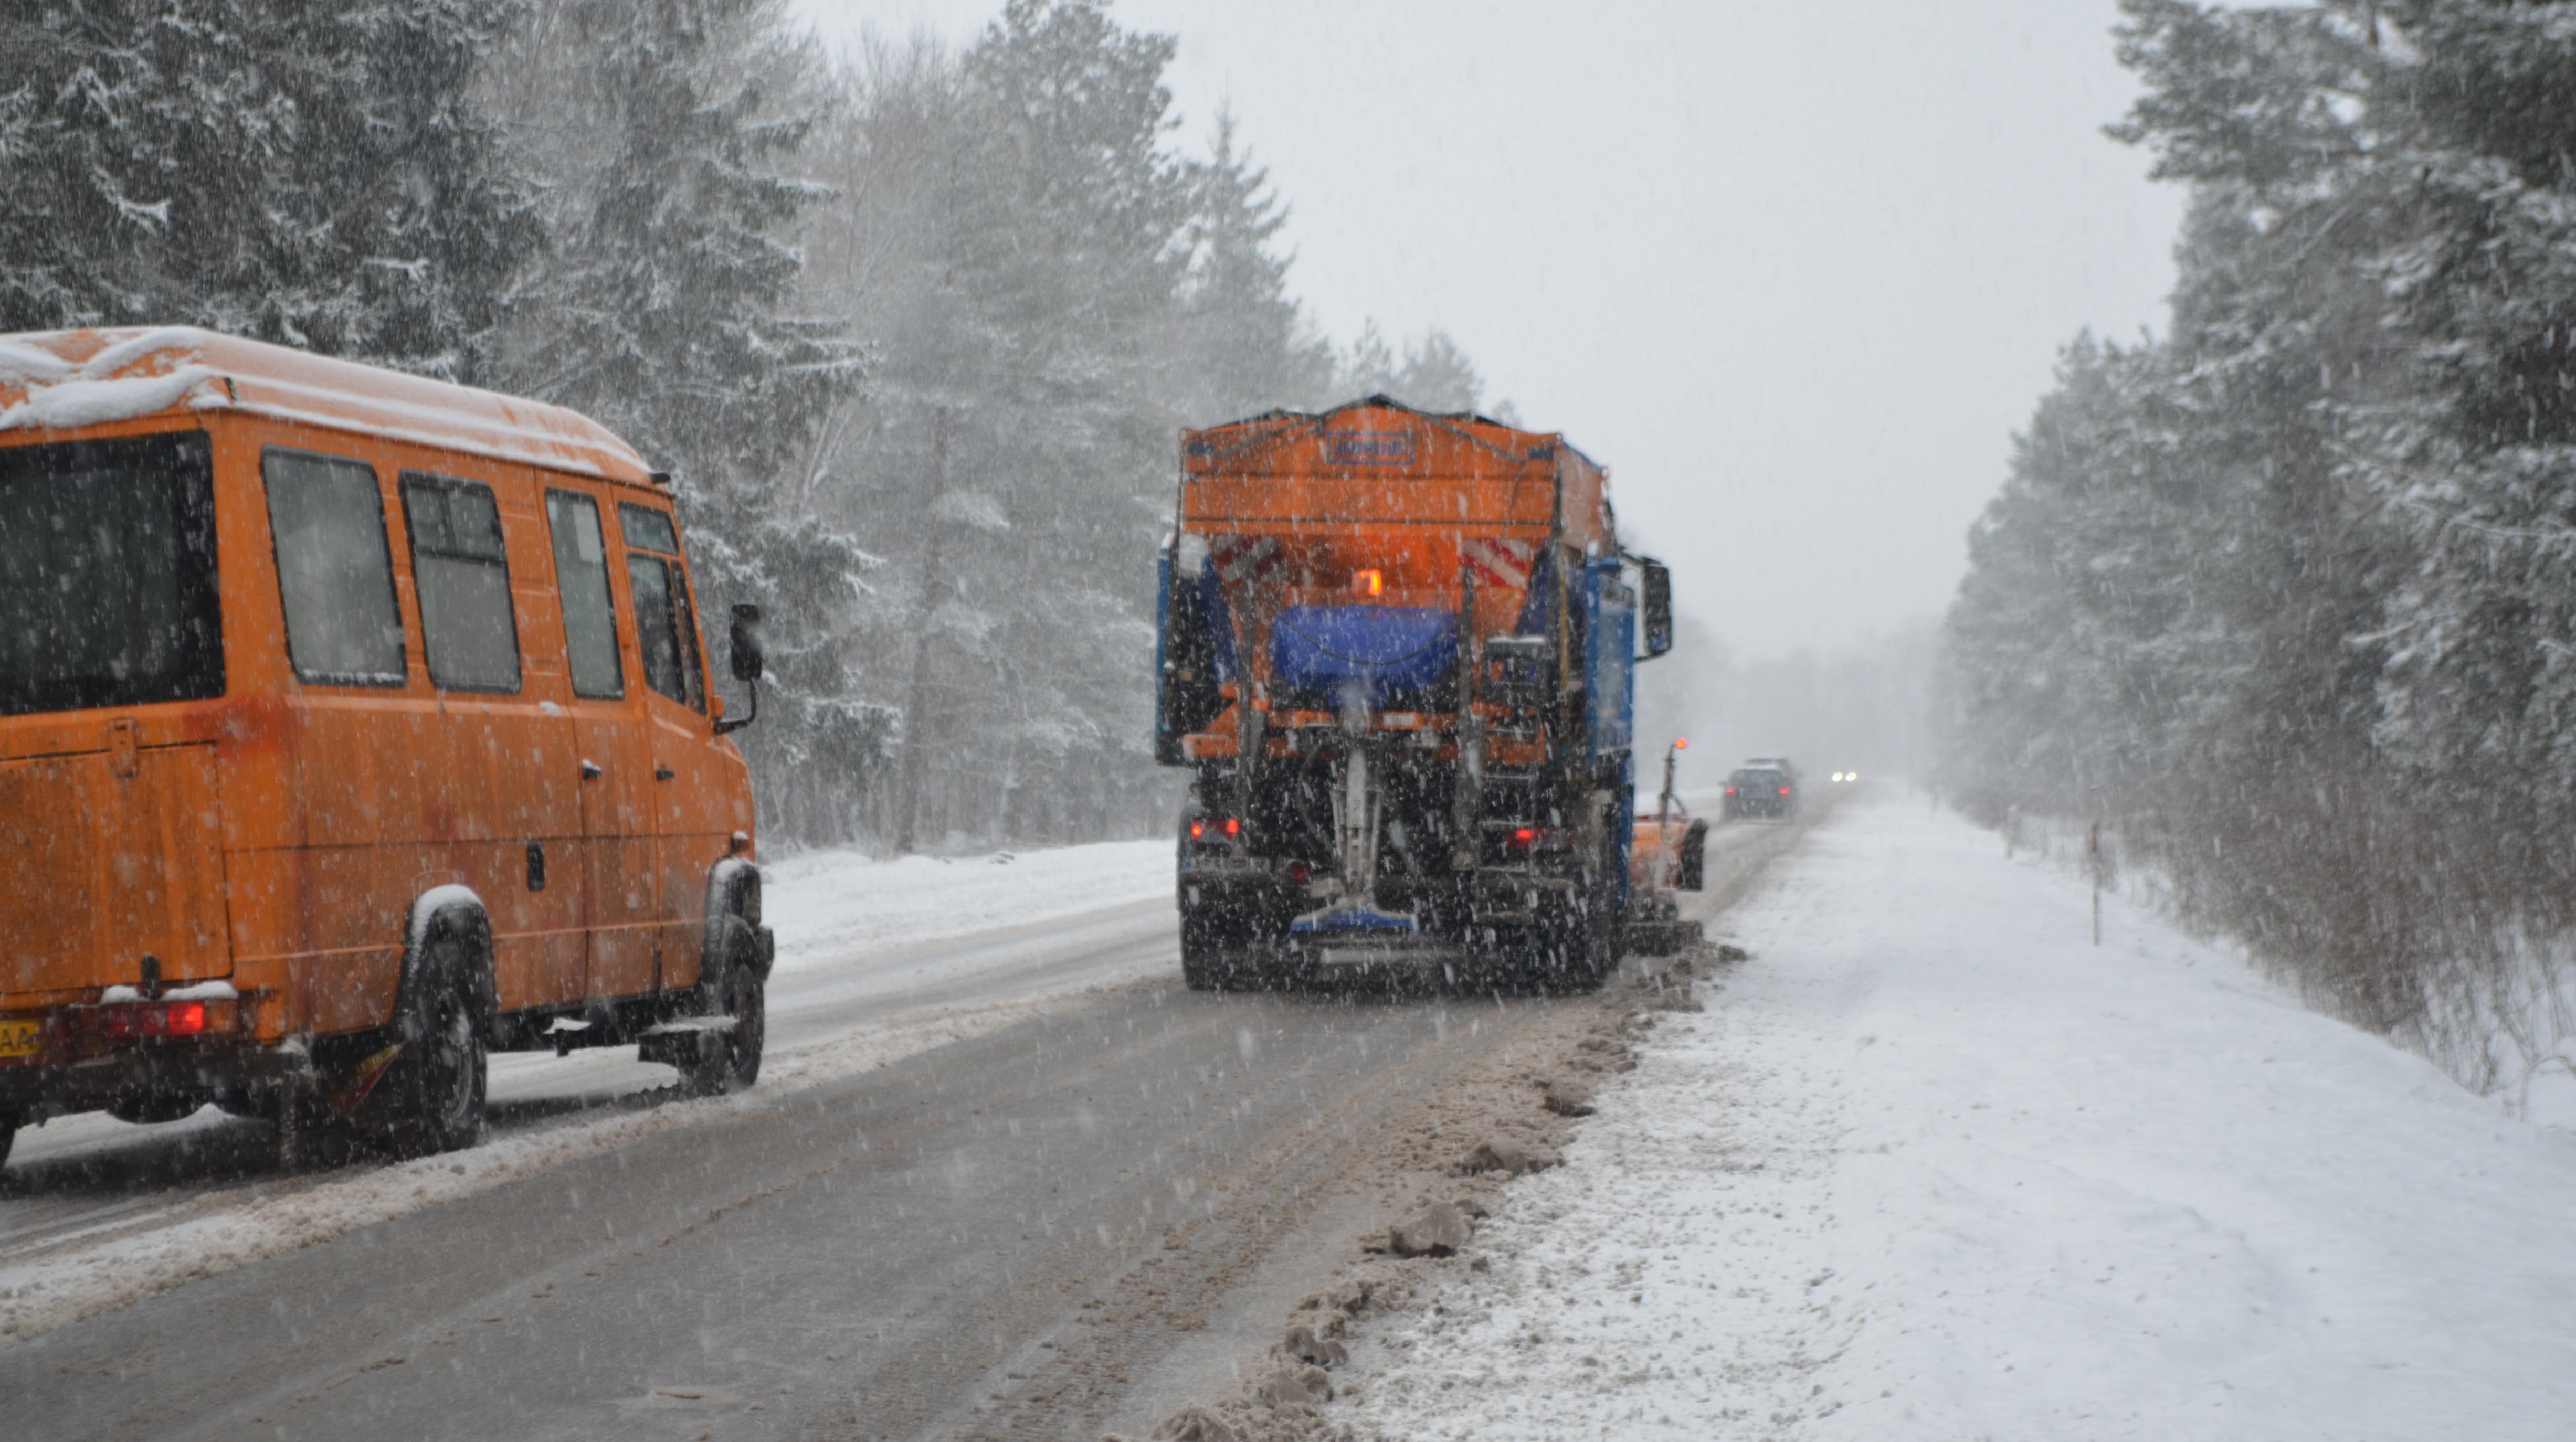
[385,950,490,1155]
[683,916,765,1096]
[0,1114,16,1169]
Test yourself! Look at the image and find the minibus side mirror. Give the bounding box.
[715,603,764,735]
[729,603,765,681]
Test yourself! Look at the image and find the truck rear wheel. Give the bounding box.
[1507,907,1578,995]
[1518,894,1613,996]
[1180,934,1223,991]
[1179,901,1236,991]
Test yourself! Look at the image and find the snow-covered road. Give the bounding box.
[0,839,1176,1341]
[1349,790,2576,1439]
[4,818,1808,1441]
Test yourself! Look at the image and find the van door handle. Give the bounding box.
[579,759,603,781]
[654,766,676,781]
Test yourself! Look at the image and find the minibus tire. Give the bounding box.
[0,1114,16,1170]
[683,916,765,1095]
[384,951,489,1155]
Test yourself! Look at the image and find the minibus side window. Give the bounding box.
[261,449,406,687]
[544,490,624,700]
[620,503,705,713]
[400,473,521,693]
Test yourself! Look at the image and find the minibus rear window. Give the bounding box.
[0,431,223,717]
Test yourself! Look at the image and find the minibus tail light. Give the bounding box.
[102,1001,207,1040]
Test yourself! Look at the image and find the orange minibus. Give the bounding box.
[0,327,772,1163]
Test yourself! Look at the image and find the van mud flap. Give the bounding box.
[637,1013,739,1071]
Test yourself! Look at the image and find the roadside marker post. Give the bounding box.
[2090,820,2102,947]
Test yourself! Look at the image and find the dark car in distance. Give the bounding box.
[1724,766,1798,820]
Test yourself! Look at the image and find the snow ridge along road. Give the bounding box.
[1346,790,2576,1440]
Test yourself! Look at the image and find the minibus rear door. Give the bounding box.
[0,431,230,999]
[0,739,229,997]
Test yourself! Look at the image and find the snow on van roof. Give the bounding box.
[0,327,654,483]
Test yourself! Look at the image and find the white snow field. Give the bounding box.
[0,837,1175,1344]
[763,836,1173,972]
[1348,791,2576,1440]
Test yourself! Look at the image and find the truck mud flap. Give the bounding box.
[1623,917,1704,956]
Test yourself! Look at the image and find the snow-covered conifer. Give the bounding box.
[0,0,537,377]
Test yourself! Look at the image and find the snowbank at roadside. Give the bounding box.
[1346,791,2576,1439]
[762,837,1170,973]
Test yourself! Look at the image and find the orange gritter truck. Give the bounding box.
[1157,397,1677,991]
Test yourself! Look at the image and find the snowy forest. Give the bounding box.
[0,0,1492,853]
[1940,1,2576,1096]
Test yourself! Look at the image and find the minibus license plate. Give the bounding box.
[0,1019,40,1059]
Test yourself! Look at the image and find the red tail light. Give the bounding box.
[1724,787,1737,796]
[1189,820,1205,840]
[1223,817,1240,836]
[1779,787,1791,796]
[1288,861,1312,883]
[103,1001,207,1040]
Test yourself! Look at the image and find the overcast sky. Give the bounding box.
[787,0,2185,660]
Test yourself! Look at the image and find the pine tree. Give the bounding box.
[1942,0,2576,1043]
[797,1,1202,851]
[487,0,874,839]
[0,0,537,377]
[1337,322,1399,398]
[779,3,1496,851]
[488,0,854,491]
[1333,324,1483,411]
[1390,330,1483,412]
[2346,2,2576,842]
[1170,111,1334,423]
